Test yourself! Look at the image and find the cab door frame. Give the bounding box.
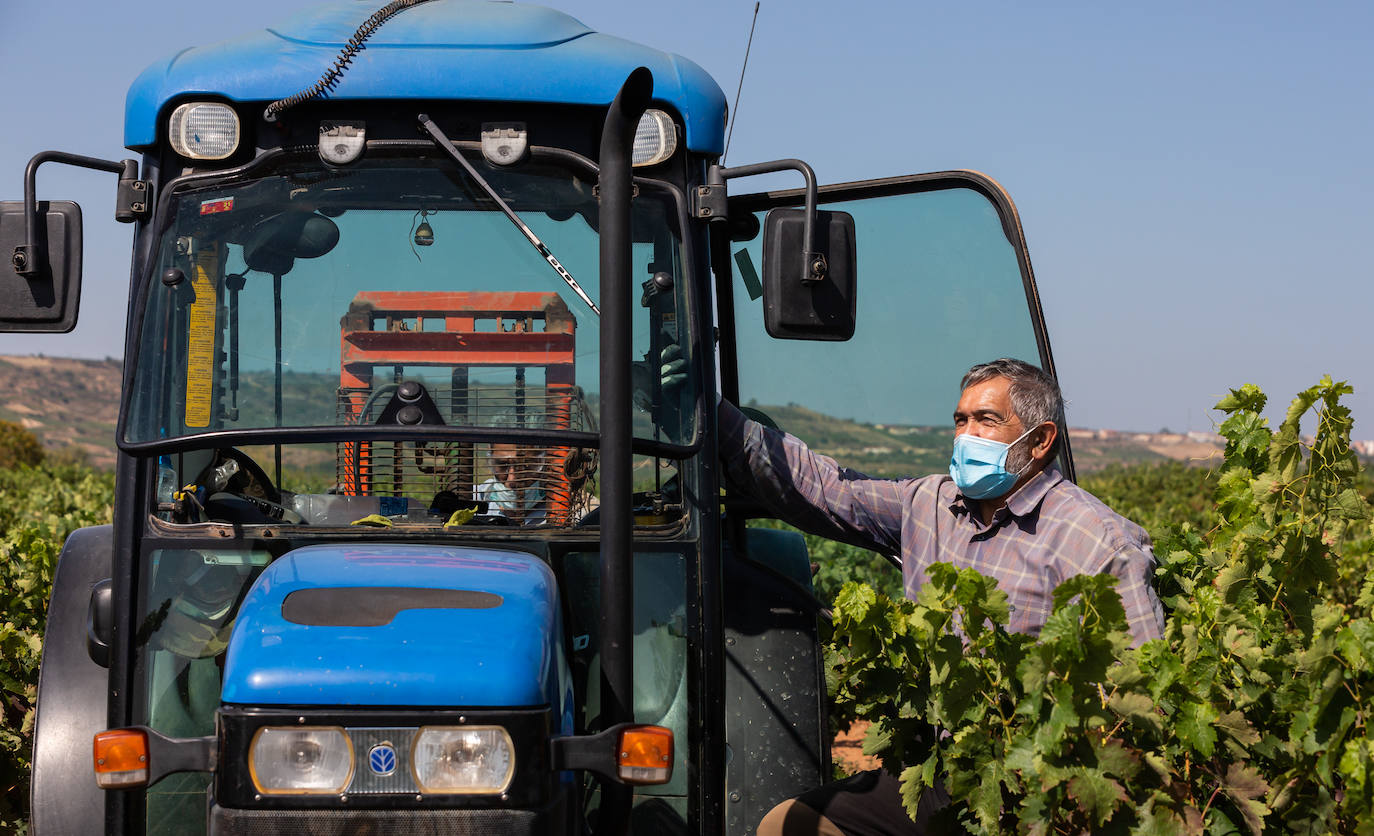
[714,169,1074,481]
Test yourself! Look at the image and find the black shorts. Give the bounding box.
[794,769,957,836]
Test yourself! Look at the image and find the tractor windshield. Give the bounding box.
[125,155,694,527]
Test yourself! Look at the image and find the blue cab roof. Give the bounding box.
[125,0,727,154]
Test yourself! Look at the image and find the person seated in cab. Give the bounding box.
[718,357,1165,836]
[475,441,550,526]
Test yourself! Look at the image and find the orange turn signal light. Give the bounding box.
[94,729,149,789]
[616,725,673,785]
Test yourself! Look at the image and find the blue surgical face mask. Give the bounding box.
[948,426,1037,500]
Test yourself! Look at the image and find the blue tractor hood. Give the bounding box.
[221,543,571,717]
[125,0,727,154]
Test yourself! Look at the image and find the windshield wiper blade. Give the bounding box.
[418,114,601,317]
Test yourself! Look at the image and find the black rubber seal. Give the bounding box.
[281,587,502,627]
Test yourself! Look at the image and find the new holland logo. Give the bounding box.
[368,742,397,777]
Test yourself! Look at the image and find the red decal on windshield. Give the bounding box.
[200,198,234,215]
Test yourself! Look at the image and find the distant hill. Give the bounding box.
[1068,428,1226,472]
[740,401,951,477]
[0,356,123,468]
[0,355,1226,474]
[742,401,1226,477]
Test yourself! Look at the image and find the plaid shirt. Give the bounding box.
[720,402,1164,645]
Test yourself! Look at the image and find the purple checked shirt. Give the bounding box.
[720,402,1165,645]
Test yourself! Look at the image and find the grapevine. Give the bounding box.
[0,428,115,833]
[828,377,1374,834]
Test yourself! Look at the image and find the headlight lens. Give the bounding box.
[167,102,240,160]
[631,109,678,167]
[412,726,515,794]
[249,727,353,794]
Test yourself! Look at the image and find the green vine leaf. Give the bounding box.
[1067,767,1128,827]
[1220,762,1272,836]
[1110,691,1163,734]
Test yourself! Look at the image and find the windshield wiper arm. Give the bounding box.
[418,114,601,317]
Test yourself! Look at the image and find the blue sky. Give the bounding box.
[2,0,1370,434]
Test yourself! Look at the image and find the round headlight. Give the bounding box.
[168,102,241,161]
[631,110,678,168]
[249,727,353,794]
[412,726,514,794]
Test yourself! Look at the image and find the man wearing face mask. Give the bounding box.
[718,357,1164,836]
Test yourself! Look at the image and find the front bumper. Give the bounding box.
[209,804,552,835]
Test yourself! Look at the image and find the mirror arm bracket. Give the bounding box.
[14,151,148,277]
[705,159,827,285]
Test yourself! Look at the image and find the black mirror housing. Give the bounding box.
[86,578,113,668]
[0,200,82,332]
[761,207,856,340]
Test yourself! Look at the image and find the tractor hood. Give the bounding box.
[221,543,570,717]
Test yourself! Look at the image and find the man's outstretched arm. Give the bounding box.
[718,399,908,556]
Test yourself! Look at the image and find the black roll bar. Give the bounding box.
[596,66,653,836]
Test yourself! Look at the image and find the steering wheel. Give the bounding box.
[197,449,301,524]
[203,448,281,504]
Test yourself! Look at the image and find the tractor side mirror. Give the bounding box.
[0,151,148,333]
[0,200,83,333]
[761,207,856,340]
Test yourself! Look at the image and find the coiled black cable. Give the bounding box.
[263,0,438,122]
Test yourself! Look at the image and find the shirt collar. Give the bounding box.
[1003,465,1063,517]
[946,465,1064,520]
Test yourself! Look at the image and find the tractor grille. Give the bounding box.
[343,728,418,795]
[335,384,596,527]
[209,807,539,835]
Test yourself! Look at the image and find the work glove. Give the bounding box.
[632,343,688,411]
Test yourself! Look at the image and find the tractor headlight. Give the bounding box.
[249,727,353,794]
[168,102,240,161]
[412,726,514,794]
[631,109,678,167]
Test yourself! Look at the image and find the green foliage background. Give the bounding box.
[0,427,114,834]
[0,426,43,473]
[1080,462,1220,540]
[828,378,1374,834]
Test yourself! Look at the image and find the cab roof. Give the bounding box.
[125,0,727,154]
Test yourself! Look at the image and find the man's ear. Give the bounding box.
[1031,422,1058,461]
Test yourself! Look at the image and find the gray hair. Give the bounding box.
[961,358,1064,455]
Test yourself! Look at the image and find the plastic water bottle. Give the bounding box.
[156,459,178,507]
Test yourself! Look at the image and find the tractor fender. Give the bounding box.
[30,524,112,836]
[723,526,830,834]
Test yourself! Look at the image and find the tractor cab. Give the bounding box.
[113,98,706,834]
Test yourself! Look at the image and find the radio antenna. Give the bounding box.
[723,2,760,163]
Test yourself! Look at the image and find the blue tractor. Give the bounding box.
[0,1,1064,833]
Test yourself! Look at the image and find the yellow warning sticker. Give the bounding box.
[184,248,218,427]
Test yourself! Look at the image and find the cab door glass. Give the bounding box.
[729,180,1046,477]
[137,547,272,836]
[560,550,689,820]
